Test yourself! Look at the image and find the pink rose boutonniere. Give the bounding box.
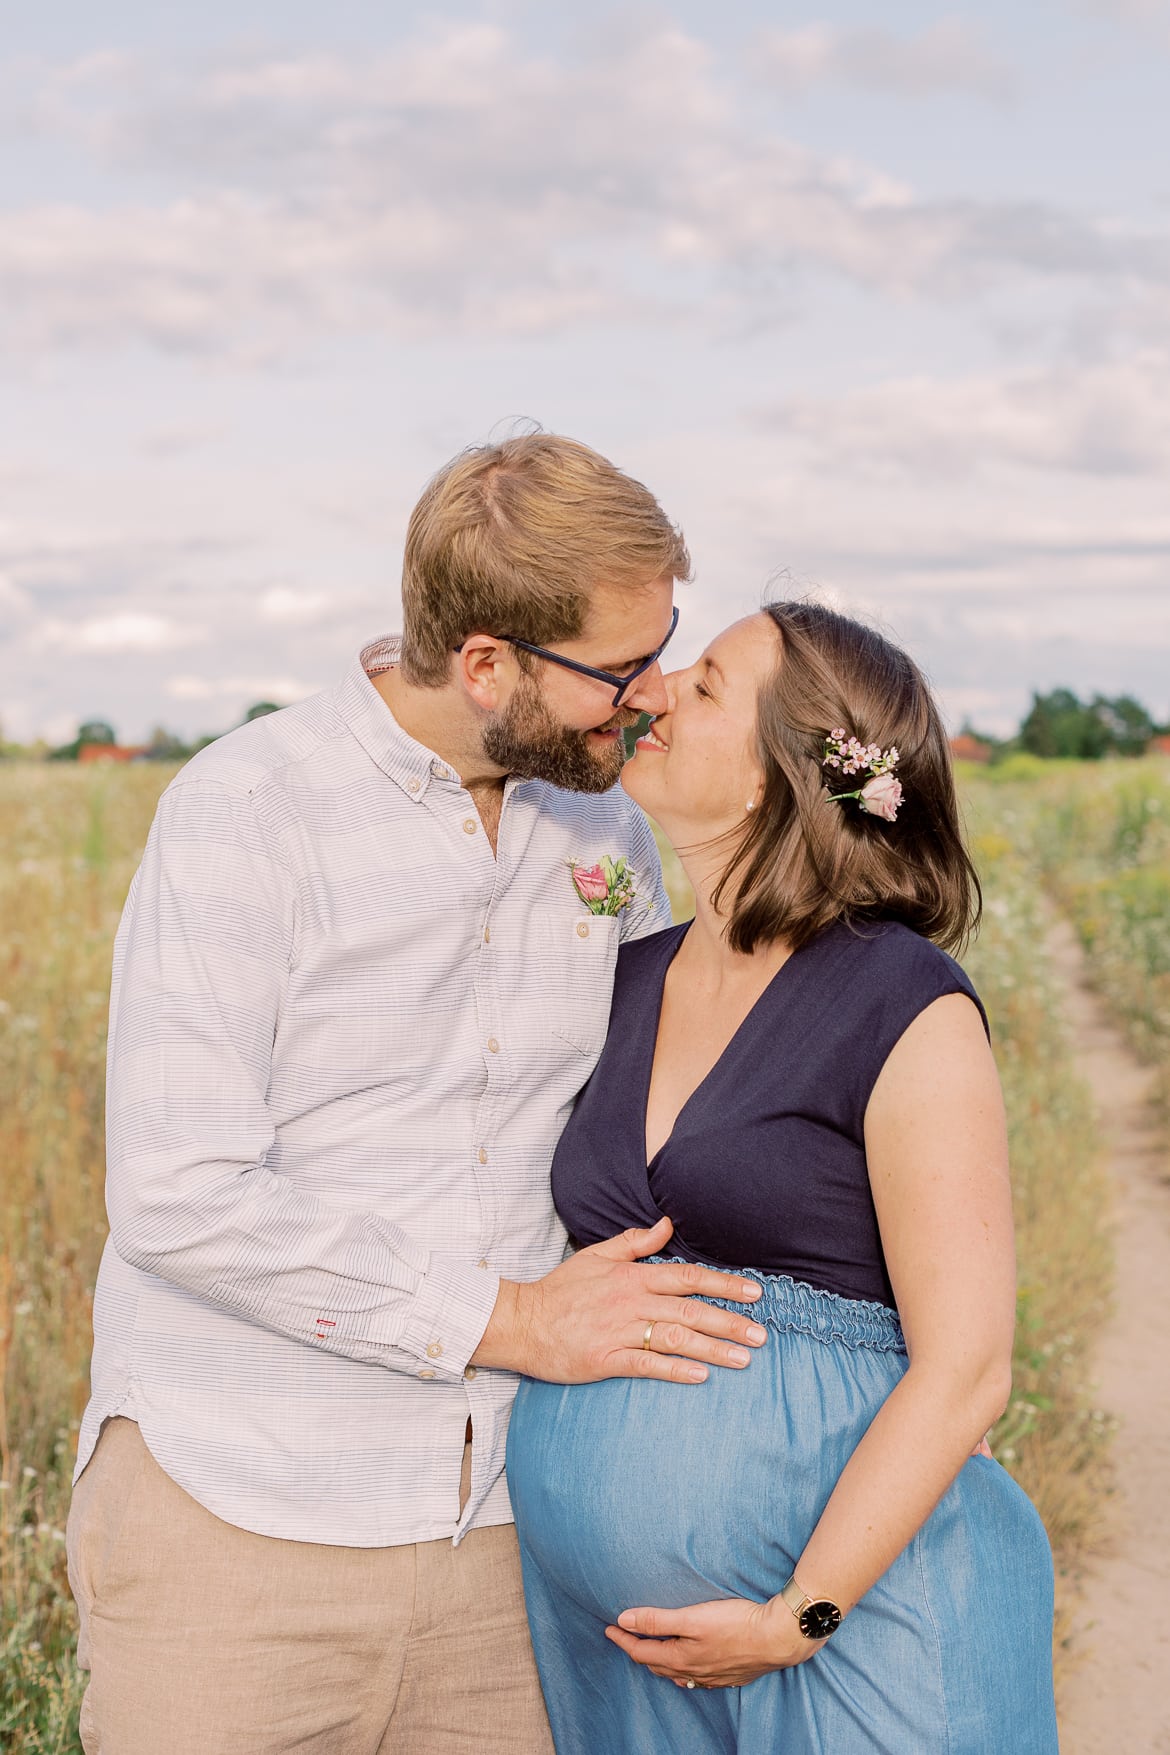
[822,729,904,822]
[569,854,637,916]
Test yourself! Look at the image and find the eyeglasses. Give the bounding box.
[495,606,679,709]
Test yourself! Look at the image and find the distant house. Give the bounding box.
[1150,734,1170,758]
[77,743,149,764]
[949,733,993,764]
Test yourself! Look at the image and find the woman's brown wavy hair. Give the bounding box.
[714,601,981,955]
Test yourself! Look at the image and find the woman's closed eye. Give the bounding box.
[694,680,712,700]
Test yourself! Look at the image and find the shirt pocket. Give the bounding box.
[537,910,621,1057]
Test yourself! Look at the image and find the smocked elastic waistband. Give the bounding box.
[649,1257,907,1354]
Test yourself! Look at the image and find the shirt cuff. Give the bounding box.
[396,1253,502,1381]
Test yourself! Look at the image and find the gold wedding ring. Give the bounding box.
[642,1322,655,1351]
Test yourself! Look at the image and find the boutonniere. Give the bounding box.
[568,855,637,916]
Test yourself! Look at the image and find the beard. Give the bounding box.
[481,671,637,794]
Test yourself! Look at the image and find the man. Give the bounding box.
[66,433,765,1755]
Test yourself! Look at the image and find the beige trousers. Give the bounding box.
[66,1418,553,1755]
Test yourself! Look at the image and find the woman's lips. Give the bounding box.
[635,726,669,752]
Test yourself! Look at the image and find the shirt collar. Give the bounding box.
[335,635,462,802]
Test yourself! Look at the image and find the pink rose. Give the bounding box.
[571,862,609,903]
[859,773,903,821]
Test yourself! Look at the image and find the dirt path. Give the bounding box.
[1049,918,1170,1753]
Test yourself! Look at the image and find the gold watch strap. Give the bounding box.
[780,1573,810,1616]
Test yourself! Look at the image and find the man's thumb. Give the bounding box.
[604,1215,674,1260]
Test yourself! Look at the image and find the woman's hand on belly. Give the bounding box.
[605,1594,825,1689]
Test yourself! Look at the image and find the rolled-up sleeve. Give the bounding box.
[105,779,500,1380]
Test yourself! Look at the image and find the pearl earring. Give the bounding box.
[746,800,755,812]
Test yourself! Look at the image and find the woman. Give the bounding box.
[506,602,1058,1753]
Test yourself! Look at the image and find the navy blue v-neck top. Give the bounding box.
[551,917,989,1309]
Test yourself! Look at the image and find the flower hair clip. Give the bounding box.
[822,729,904,822]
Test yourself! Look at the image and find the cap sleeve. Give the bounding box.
[815,923,989,1142]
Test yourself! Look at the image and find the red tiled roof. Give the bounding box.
[77,743,148,764]
[949,734,993,763]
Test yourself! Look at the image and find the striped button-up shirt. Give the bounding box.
[76,637,669,1547]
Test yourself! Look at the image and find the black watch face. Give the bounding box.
[798,1599,842,1640]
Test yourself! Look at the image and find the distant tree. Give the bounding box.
[1020,690,1106,760]
[147,724,192,761]
[243,701,282,722]
[1089,693,1153,756]
[1019,688,1153,759]
[49,718,119,761]
[78,719,117,746]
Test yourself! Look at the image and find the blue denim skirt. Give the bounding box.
[507,1269,1058,1754]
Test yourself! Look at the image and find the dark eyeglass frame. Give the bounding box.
[492,605,679,708]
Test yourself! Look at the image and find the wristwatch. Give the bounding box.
[780,1573,843,1641]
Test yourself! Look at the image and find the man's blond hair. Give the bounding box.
[398,433,690,686]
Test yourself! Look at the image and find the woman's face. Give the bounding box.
[621,612,780,840]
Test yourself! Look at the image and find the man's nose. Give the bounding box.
[625,663,668,717]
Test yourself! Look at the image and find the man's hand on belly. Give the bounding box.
[470,1215,766,1383]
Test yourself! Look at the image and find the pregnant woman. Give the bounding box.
[507,601,1058,1753]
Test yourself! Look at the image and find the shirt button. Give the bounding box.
[463,818,478,835]
[576,921,590,939]
[483,925,491,944]
[478,1147,488,1165]
[487,1036,499,1054]
[477,1258,489,1270]
[407,777,421,793]
[418,1368,436,1379]
[464,1366,478,1382]
[426,1341,444,1360]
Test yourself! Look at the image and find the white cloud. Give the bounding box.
[257,586,336,625]
[0,28,1162,360]
[0,570,34,618]
[138,422,223,458]
[0,17,1166,743]
[31,612,202,653]
[166,672,319,703]
[755,354,1170,480]
[753,21,1014,101]
[1076,0,1170,37]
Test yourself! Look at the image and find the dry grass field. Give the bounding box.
[1,765,174,1750]
[2,756,1166,1749]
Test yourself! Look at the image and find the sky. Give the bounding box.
[2,0,1169,744]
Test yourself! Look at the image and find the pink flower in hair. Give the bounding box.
[859,772,903,822]
[821,728,905,822]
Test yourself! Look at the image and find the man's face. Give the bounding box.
[480,575,675,794]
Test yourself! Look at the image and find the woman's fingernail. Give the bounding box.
[619,1612,637,1630]
[688,1365,708,1381]
[729,1346,751,1366]
[747,1324,767,1343]
[741,1282,761,1299]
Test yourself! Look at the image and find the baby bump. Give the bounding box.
[507,1326,905,1623]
